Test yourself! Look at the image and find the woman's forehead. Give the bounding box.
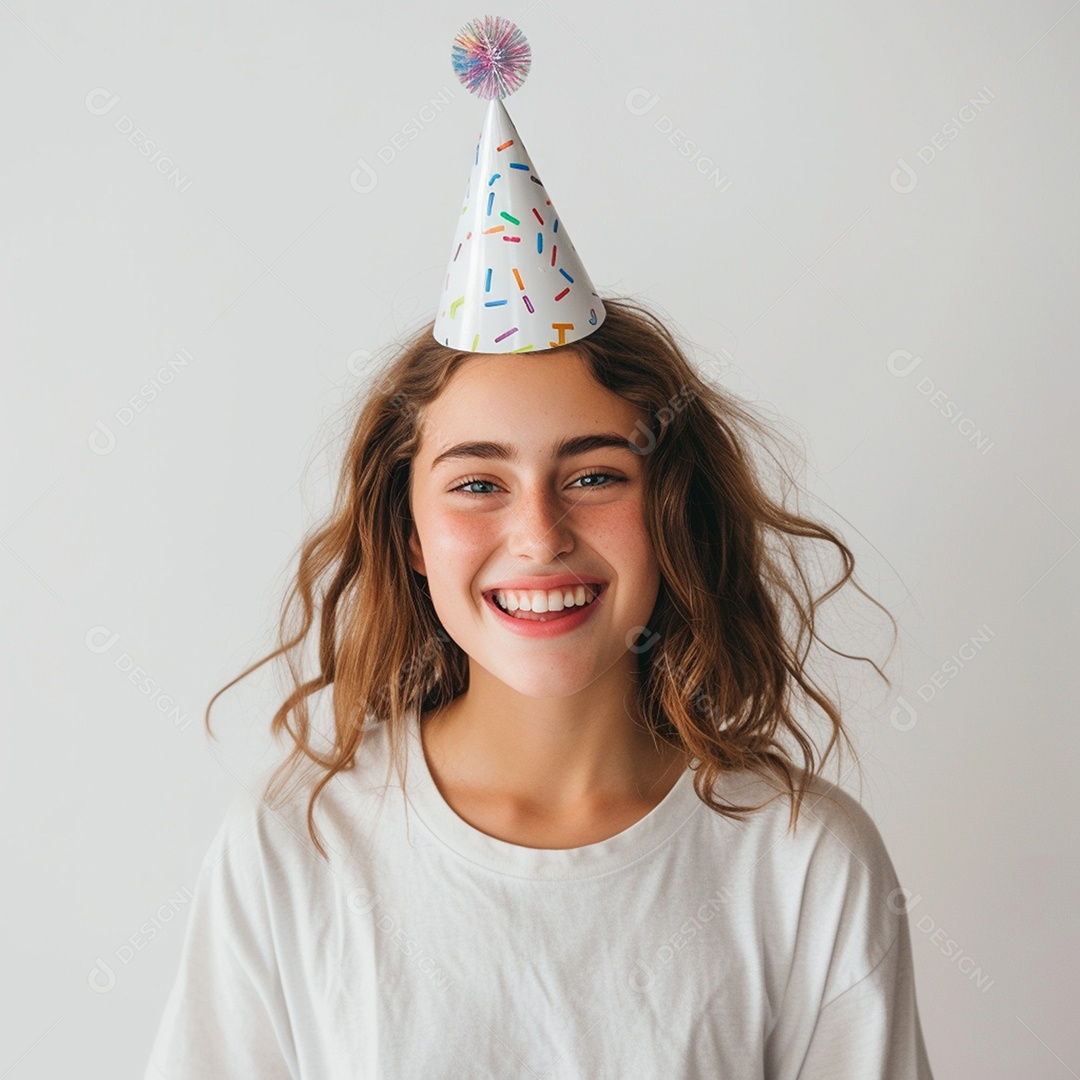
[416,367,646,461]
[427,350,622,415]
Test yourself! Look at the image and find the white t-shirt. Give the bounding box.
[144,701,934,1079]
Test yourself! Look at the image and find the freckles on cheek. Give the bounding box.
[593,501,653,556]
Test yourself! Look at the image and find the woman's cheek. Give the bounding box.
[593,500,651,555]
[438,506,492,545]
[423,506,494,572]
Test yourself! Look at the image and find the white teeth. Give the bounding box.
[491,584,599,613]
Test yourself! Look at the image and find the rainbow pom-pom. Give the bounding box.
[451,15,531,100]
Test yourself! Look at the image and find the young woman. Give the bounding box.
[144,298,934,1078]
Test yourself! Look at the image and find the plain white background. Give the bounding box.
[2,1,1077,1076]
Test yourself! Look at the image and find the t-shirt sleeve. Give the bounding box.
[143,789,297,1080]
[774,781,934,1080]
[797,912,934,1078]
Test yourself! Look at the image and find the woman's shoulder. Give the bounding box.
[208,709,404,871]
[701,762,904,898]
[700,763,910,1001]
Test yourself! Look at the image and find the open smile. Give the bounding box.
[481,582,607,638]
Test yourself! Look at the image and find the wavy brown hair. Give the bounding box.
[206,297,897,859]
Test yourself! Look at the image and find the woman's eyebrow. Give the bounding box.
[430,432,638,470]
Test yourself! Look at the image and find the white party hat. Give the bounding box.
[433,15,606,353]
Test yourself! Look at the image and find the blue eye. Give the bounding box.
[451,472,625,496]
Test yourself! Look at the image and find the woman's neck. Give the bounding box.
[418,673,688,816]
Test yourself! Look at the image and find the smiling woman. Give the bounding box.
[143,296,933,1078]
[143,12,933,1075]
[404,343,683,825]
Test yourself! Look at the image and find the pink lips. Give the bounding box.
[482,582,607,639]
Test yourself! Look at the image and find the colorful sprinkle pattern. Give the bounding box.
[434,97,606,353]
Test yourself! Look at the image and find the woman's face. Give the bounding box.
[407,349,661,699]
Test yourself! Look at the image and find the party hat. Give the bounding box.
[433,15,606,353]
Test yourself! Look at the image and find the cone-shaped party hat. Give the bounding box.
[433,15,606,353]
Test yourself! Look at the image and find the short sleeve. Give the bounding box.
[777,781,935,1080]
[798,912,934,1078]
[143,790,297,1080]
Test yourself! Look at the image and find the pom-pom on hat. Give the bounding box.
[433,15,606,353]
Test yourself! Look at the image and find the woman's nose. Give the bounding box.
[504,485,574,559]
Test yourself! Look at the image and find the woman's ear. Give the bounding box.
[407,522,426,577]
